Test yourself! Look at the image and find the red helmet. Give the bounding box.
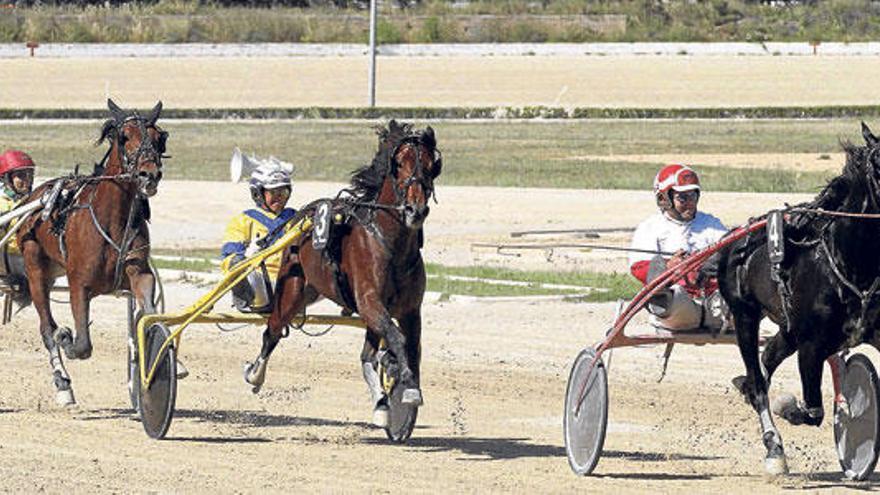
[653,164,700,196]
[0,149,35,177]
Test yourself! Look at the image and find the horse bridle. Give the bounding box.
[386,137,440,214]
[114,114,166,194]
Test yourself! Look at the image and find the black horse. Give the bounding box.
[717,122,880,474]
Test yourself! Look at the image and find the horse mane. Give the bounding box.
[803,140,869,212]
[96,118,118,146]
[348,120,434,202]
[779,140,876,238]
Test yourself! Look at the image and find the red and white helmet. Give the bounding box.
[653,164,700,196]
[0,149,35,177]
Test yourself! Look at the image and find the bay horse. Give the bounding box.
[717,122,880,474]
[244,120,441,427]
[16,99,166,406]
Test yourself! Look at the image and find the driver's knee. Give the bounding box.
[650,285,702,330]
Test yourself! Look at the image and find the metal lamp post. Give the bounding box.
[368,0,377,107]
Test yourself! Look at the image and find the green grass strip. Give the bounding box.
[147,250,641,301]
[425,263,640,301]
[10,119,857,193]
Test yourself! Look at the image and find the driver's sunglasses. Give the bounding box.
[673,191,699,203]
[265,187,290,198]
[10,169,34,181]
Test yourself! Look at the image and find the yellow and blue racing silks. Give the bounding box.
[0,193,22,255]
[220,207,297,280]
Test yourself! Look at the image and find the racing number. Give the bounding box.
[313,201,331,249]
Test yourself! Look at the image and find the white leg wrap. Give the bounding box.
[244,356,268,393]
[362,362,385,405]
[49,346,70,381]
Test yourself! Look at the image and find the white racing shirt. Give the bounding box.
[629,211,728,266]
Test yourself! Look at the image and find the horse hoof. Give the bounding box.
[771,393,798,417]
[53,327,74,352]
[243,358,266,393]
[731,375,746,393]
[55,389,76,407]
[764,455,789,476]
[176,359,189,380]
[401,388,423,406]
[373,405,390,428]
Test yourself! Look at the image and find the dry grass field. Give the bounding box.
[2,55,880,109]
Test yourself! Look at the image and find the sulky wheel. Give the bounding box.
[834,353,880,481]
[381,364,418,443]
[138,322,177,440]
[564,346,608,476]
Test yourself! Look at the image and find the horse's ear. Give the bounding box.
[431,154,442,179]
[147,101,163,126]
[107,98,126,122]
[422,126,436,149]
[862,122,879,147]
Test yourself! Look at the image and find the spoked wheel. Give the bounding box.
[564,346,608,476]
[834,353,880,481]
[380,365,418,443]
[138,323,177,440]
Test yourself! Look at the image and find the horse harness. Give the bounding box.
[40,114,161,292]
[293,138,438,313]
[752,202,880,339]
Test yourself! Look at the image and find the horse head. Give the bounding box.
[847,122,880,212]
[100,99,168,197]
[386,121,442,229]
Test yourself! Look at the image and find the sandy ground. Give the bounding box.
[568,153,847,173]
[3,55,880,109]
[1,181,875,492]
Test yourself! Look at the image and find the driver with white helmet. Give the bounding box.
[221,160,297,312]
[629,164,728,331]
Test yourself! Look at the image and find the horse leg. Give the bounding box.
[360,331,389,427]
[399,310,422,394]
[243,270,315,393]
[359,301,422,406]
[63,285,93,360]
[126,264,156,316]
[123,264,186,379]
[773,343,827,427]
[735,308,788,475]
[760,330,797,385]
[25,250,75,406]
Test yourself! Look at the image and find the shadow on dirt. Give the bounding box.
[75,407,374,430]
[787,471,880,491]
[169,436,273,444]
[363,436,565,461]
[594,472,713,481]
[603,450,723,462]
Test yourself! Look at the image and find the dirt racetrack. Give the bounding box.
[0,181,875,492]
[3,55,880,109]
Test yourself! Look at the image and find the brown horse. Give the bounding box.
[16,99,166,406]
[244,120,441,431]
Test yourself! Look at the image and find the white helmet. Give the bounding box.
[249,159,293,207]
